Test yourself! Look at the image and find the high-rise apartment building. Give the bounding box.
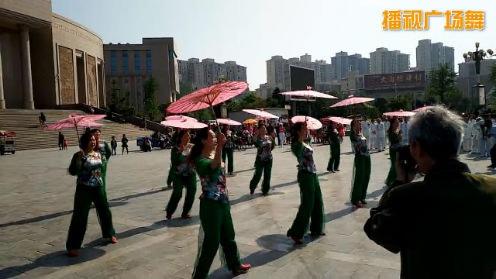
[416,39,455,73]
[178,58,247,91]
[330,52,370,80]
[370,47,410,74]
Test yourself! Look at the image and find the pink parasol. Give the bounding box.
[330,96,374,108]
[216,118,242,126]
[291,115,323,130]
[166,81,248,114]
[46,114,106,140]
[242,109,279,119]
[413,106,435,112]
[327,116,352,125]
[160,118,207,129]
[383,110,416,117]
[165,115,198,122]
[280,90,337,99]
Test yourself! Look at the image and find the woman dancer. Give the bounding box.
[249,124,275,195]
[349,119,371,208]
[385,117,402,187]
[286,122,325,244]
[327,122,341,173]
[66,132,117,257]
[190,128,251,279]
[166,130,197,219]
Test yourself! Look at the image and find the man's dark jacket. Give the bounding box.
[364,159,496,279]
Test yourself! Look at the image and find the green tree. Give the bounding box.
[143,77,160,120]
[427,64,459,106]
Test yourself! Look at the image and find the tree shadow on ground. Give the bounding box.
[0,201,127,229]
[0,247,105,279]
[0,186,170,228]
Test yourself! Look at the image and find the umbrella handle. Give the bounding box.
[210,106,221,133]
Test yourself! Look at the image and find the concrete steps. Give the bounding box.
[0,109,151,151]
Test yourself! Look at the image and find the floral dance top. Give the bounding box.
[291,141,317,173]
[195,156,229,203]
[69,151,104,187]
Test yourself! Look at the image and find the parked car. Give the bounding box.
[0,131,16,155]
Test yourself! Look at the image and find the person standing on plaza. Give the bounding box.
[121,134,129,155]
[400,118,409,146]
[350,119,371,208]
[286,122,325,244]
[58,132,65,150]
[249,124,275,195]
[472,117,482,154]
[190,128,251,279]
[39,112,47,128]
[221,125,235,175]
[377,119,386,152]
[369,120,377,151]
[327,122,341,173]
[166,130,197,219]
[278,123,286,147]
[66,132,117,257]
[337,123,345,143]
[365,106,496,279]
[462,116,473,152]
[385,117,402,187]
[110,136,117,156]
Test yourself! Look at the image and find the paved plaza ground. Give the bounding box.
[0,140,494,279]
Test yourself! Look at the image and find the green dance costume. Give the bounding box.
[350,131,371,204]
[166,145,197,217]
[66,151,115,251]
[192,156,243,279]
[385,130,402,187]
[249,135,275,195]
[327,128,341,172]
[287,141,325,239]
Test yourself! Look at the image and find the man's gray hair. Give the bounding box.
[408,106,464,161]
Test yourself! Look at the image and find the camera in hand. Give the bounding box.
[397,145,416,173]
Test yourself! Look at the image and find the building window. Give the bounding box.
[110,51,117,74]
[122,51,129,74]
[146,50,152,74]
[134,51,141,73]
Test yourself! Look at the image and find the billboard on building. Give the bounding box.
[289,66,315,101]
[363,71,426,91]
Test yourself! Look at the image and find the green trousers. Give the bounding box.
[222,148,234,174]
[166,174,197,216]
[192,199,241,279]
[287,171,325,239]
[66,185,115,250]
[327,144,341,171]
[167,167,174,186]
[385,149,397,187]
[350,155,371,203]
[249,159,272,194]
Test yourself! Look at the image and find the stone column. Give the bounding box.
[20,25,34,109]
[0,41,6,109]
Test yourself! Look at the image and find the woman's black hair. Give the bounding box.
[175,129,188,146]
[90,128,101,134]
[291,122,304,144]
[188,127,210,163]
[387,117,399,134]
[79,132,93,150]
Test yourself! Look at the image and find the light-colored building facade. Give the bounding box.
[0,0,106,109]
[370,47,410,74]
[104,38,179,113]
[178,58,246,91]
[416,39,455,73]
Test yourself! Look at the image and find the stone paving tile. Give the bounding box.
[0,141,493,278]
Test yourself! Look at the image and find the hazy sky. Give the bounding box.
[52,0,495,90]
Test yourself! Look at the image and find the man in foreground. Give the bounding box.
[364,106,496,279]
